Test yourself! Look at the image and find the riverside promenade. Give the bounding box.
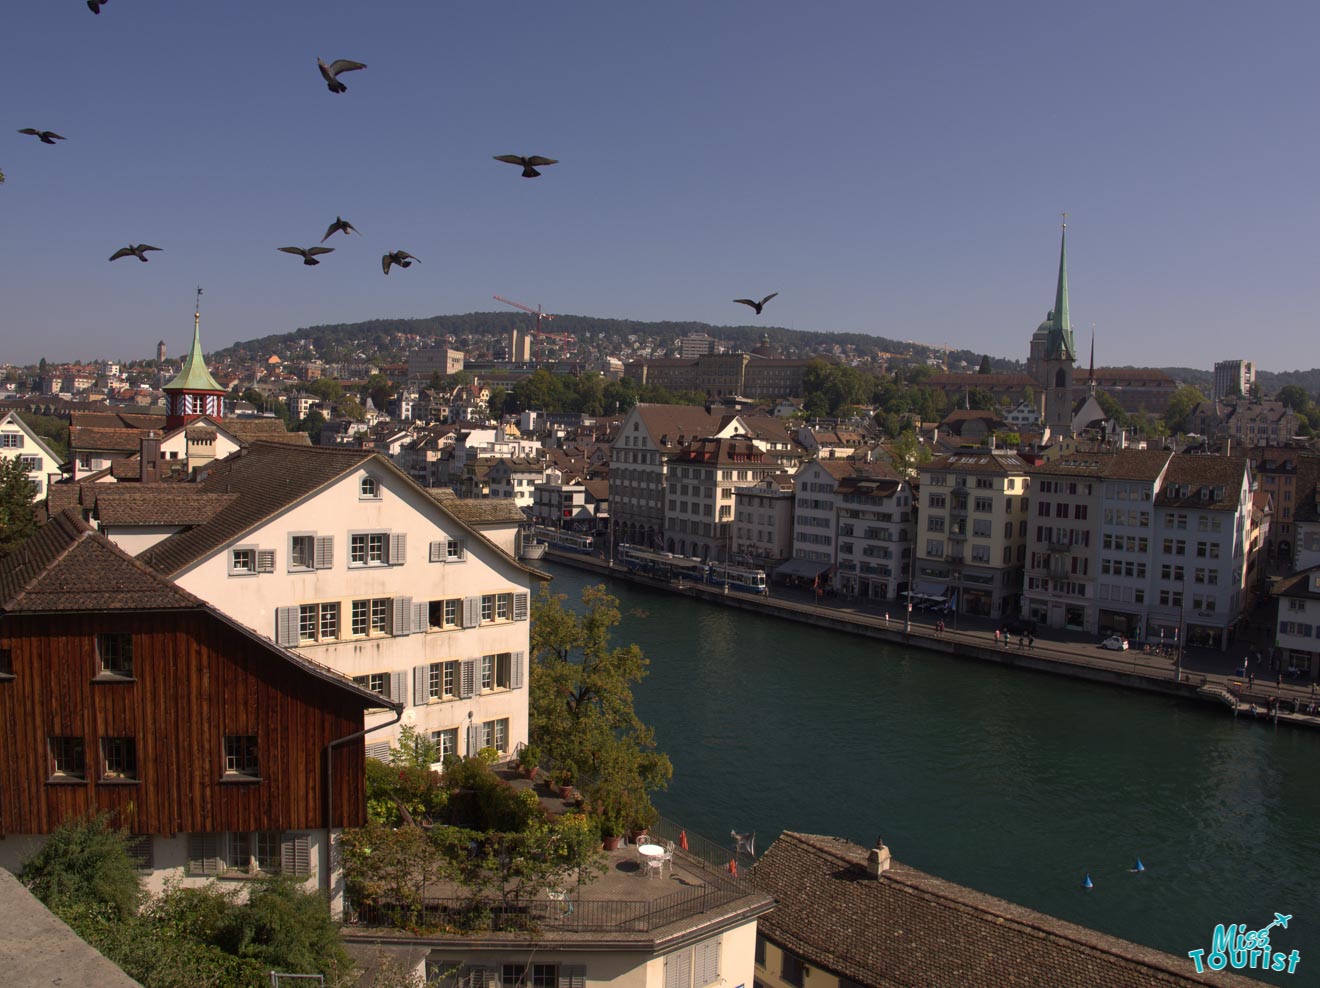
[544,549,1320,732]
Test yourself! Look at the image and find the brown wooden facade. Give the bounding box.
[0,609,368,837]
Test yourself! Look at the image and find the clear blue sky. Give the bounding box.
[3,1,1317,370]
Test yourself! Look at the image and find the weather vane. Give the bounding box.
[1061,211,1068,230]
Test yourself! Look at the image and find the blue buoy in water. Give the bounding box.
[1132,858,1145,873]
[1082,874,1094,889]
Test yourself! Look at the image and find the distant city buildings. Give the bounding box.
[1214,358,1256,400]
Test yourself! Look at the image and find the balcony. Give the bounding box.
[950,499,969,517]
[946,554,965,565]
[948,528,968,541]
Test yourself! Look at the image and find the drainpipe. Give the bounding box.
[323,703,404,898]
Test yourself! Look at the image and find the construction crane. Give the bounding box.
[493,295,573,362]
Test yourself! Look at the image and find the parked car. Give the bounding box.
[1101,635,1129,651]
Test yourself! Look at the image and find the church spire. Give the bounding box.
[163,287,226,429]
[1045,218,1075,361]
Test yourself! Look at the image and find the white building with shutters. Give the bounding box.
[115,442,543,762]
[0,410,64,498]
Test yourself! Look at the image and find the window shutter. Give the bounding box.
[393,596,414,636]
[275,606,298,646]
[558,967,586,988]
[413,601,428,634]
[187,833,221,876]
[510,651,525,690]
[125,835,154,870]
[314,535,334,569]
[466,723,481,756]
[413,664,429,705]
[513,593,529,621]
[389,669,408,706]
[456,539,467,560]
[463,596,480,628]
[664,949,692,988]
[281,832,311,877]
[365,740,391,762]
[694,938,721,988]
[459,659,476,699]
[430,540,444,562]
[389,532,407,565]
[257,549,276,573]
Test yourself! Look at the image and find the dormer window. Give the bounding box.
[360,476,379,499]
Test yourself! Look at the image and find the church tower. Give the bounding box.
[1040,222,1076,435]
[163,289,226,430]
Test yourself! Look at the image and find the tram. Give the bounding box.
[704,563,768,594]
[533,526,594,554]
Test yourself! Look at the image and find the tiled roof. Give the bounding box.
[923,451,1029,474]
[1154,455,1248,511]
[671,437,767,466]
[428,490,527,525]
[69,410,165,430]
[925,373,1037,388]
[93,487,237,527]
[69,426,148,454]
[1275,567,1320,600]
[834,476,902,499]
[633,404,730,448]
[1092,367,1177,384]
[223,418,312,445]
[1029,450,1173,482]
[752,832,1264,988]
[0,508,196,612]
[811,458,899,481]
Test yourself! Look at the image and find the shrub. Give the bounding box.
[18,813,141,921]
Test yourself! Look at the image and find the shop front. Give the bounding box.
[1099,608,1142,639]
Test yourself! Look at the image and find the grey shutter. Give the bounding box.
[459,659,476,698]
[694,939,720,987]
[125,835,153,870]
[430,540,444,562]
[664,949,692,988]
[463,596,481,628]
[275,606,298,646]
[466,723,481,756]
[513,593,529,621]
[456,539,467,560]
[413,664,429,705]
[388,669,408,706]
[510,651,525,690]
[280,832,311,877]
[558,967,586,988]
[365,740,391,762]
[412,601,428,634]
[393,596,414,635]
[314,535,334,569]
[256,549,276,573]
[187,833,221,876]
[389,532,407,565]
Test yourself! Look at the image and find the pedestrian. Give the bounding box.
[885,612,890,623]
[994,629,1001,645]
[1277,672,1283,688]
[1028,634,1035,650]
[1018,634,1025,650]
[1248,672,1254,690]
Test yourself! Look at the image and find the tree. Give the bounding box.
[0,456,38,560]
[1094,388,1128,426]
[298,409,327,443]
[965,387,998,412]
[19,813,142,922]
[977,355,993,374]
[889,430,931,478]
[529,586,672,831]
[1163,385,1207,434]
[305,377,344,403]
[486,385,508,419]
[213,877,352,982]
[363,373,395,410]
[1278,384,1312,414]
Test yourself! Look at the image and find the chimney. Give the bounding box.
[140,432,161,483]
[866,837,891,878]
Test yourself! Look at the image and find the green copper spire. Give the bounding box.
[164,299,224,393]
[1045,220,1075,361]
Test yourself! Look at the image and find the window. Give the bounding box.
[481,594,495,622]
[49,736,86,780]
[974,496,993,512]
[290,535,314,570]
[360,476,379,498]
[355,672,388,696]
[0,433,23,448]
[99,737,138,781]
[496,593,511,621]
[97,633,133,677]
[223,735,259,778]
[446,539,465,561]
[429,598,461,630]
[755,935,767,968]
[230,547,257,574]
[431,728,458,760]
[298,602,338,642]
[926,539,944,557]
[481,653,513,691]
[780,952,805,988]
[351,598,391,636]
[187,831,308,878]
[350,532,388,565]
[481,718,509,753]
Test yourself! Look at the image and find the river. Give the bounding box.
[543,562,1320,983]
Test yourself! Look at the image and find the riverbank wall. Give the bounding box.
[542,549,1320,732]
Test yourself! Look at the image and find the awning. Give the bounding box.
[774,557,832,580]
[914,580,947,596]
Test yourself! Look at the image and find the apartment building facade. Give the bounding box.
[665,437,775,561]
[833,473,914,602]
[732,475,796,566]
[111,443,540,762]
[0,410,63,498]
[916,452,1031,619]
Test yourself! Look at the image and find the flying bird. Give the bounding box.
[733,293,778,315]
[321,216,360,243]
[18,129,65,145]
[382,251,420,275]
[317,57,367,94]
[109,244,161,262]
[87,0,106,12]
[279,246,335,266]
[493,154,558,178]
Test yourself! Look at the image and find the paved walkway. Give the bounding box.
[554,550,1320,730]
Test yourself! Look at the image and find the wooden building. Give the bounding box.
[0,509,390,911]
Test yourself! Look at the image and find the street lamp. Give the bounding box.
[904,540,916,636]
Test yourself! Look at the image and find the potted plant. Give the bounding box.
[627,802,658,844]
[599,814,623,851]
[555,764,577,801]
[517,743,541,781]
